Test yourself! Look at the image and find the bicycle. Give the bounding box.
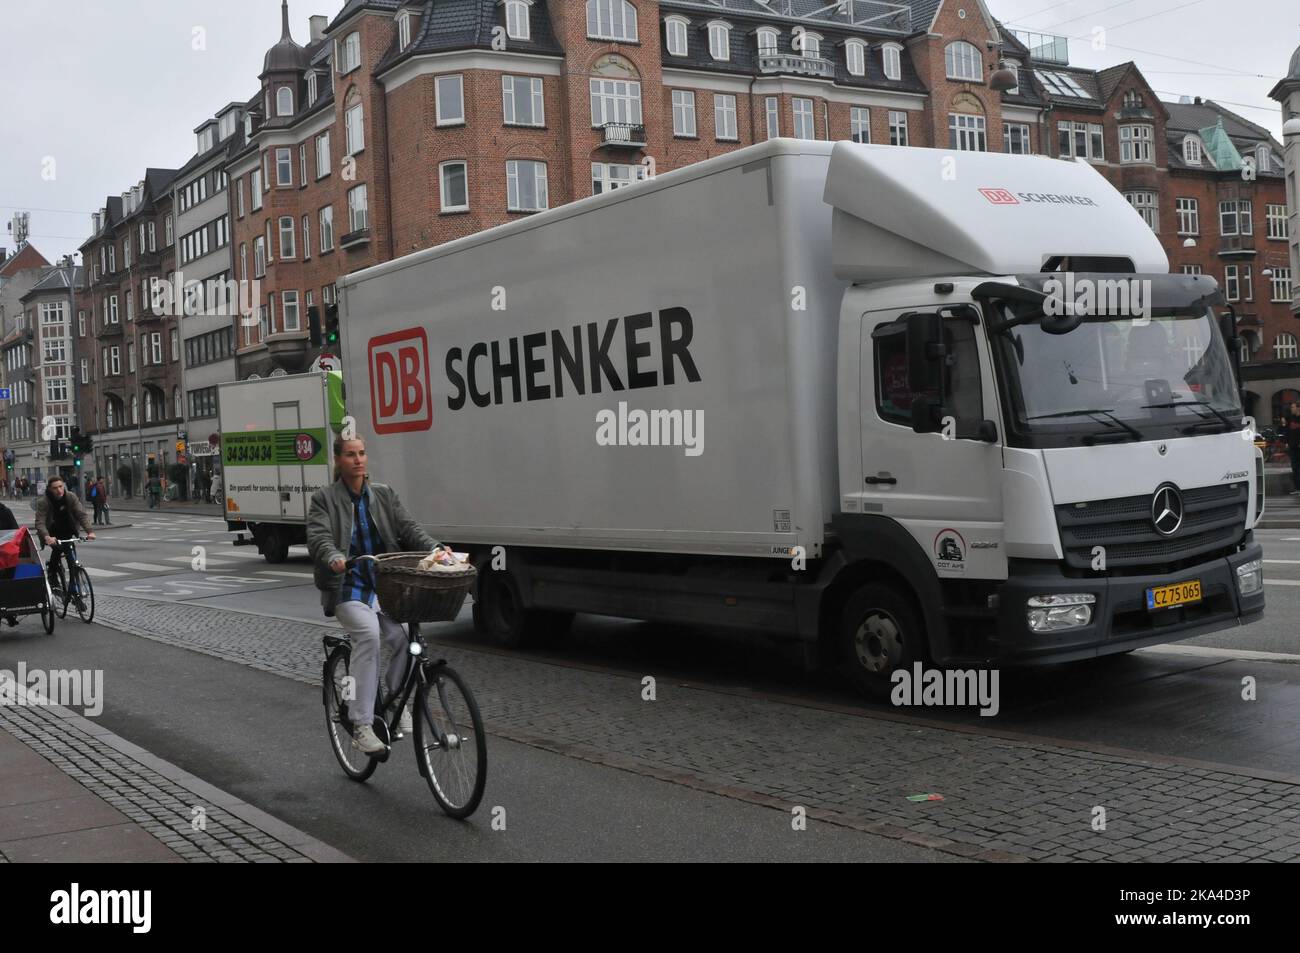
[45,536,94,624]
[321,555,486,819]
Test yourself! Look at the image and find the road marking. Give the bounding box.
[256,570,312,579]
[116,562,180,573]
[1265,579,1300,586]
[1139,644,1300,663]
[161,556,237,568]
[82,566,128,579]
[1264,559,1300,564]
[205,549,266,560]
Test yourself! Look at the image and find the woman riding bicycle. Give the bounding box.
[34,476,95,608]
[307,436,452,755]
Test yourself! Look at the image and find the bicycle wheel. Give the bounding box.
[414,664,487,819]
[323,647,378,782]
[73,567,95,623]
[48,562,69,619]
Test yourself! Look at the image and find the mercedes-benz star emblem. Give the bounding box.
[1151,484,1184,536]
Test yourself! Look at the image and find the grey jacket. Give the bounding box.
[306,479,440,613]
[34,492,92,541]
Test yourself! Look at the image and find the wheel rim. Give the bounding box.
[325,654,373,777]
[853,609,903,675]
[75,570,94,622]
[417,670,483,812]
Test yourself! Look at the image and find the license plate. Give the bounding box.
[1146,580,1202,610]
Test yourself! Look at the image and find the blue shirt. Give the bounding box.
[343,484,386,606]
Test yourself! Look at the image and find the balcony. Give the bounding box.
[757,52,835,79]
[600,123,647,148]
[339,227,370,250]
[99,320,124,337]
[1218,235,1257,257]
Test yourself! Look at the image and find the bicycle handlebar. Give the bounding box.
[52,536,90,545]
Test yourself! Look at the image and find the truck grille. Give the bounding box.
[1055,483,1247,572]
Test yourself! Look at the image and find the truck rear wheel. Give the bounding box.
[257,526,289,564]
[473,569,572,648]
[839,583,924,700]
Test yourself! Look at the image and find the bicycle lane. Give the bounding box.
[0,611,956,862]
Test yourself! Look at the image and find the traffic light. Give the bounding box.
[70,427,83,455]
[307,306,322,347]
[325,304,339,346]
[83,432,94,452]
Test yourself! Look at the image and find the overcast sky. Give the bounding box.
[1,0,1296,266]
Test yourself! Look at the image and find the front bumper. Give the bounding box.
[994,541,1264,664]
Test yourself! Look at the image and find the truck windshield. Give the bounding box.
[992,305,1242,445]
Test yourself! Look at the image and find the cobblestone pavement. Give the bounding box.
[0,698,321,863]
[94,595,1300,862]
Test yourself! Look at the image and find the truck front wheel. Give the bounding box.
[839,583,924,700]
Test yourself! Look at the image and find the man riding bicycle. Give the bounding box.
[307,436,452,755]
[34,475,95,610]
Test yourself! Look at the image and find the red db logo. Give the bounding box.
[980,188,1019,205]
[369,328,432,434]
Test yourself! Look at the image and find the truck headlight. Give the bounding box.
[1027,593,1096,632]
[1236,559,1263,597]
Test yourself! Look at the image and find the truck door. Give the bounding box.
[273,401,306,522]
[860,307,1006,580]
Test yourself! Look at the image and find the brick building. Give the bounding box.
[78,171,185,498]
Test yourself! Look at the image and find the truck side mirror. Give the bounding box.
[905,312,946,396]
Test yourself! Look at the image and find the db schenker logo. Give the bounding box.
[369,328,433,434]
[979,188,1019,205]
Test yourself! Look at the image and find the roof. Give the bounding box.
[0,243,50,279]
[263,0,311,75]
[1033,64,1104,109]
[1164,100,1284,175]
[328,0,401,34]
[1096,63,1131,103]
[21,265,85,301]
[662,0,918,34]
[375,0,562,76]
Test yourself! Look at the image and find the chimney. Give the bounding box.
[310,14,327,41]
[91,211,101,233]
[1194,96,1202,105]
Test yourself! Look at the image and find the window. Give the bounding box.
[436,75,464,125]
[592,162,647,195]
[300,144,307,185]
[109,346,120,375]
[1241,265,1253,301]
[1003,123,1030,154]
[1275,333,1297,359]
[1267,204,1288,240]
[240,243,248,280]
[124,237,132,268]
[80,359,88,385]
[1003,59,1020,94]
[1058,121,1104,160]
[1123,89,1142,108]
[888,110,908,146]
[302,214,311,258]
[45,376,68,404]
[506,1,531,41]
[1182,135,1202,165]
[254,236,266,277]
[171,329,179,362]
[1272,267,1294,302]
[587,0,637,42]
[846,40,865,77]
[851,107,870,144]
[237,178,246,217]
[1225,265,1240,301]
[506,160,548,211]
[283,291,301,332]
[882,44,902,81]
[316,132,331,178]
[1176,198,1199,236]
[279,216,296,258]
[1180,264,1203,275]
[266,219,273,263]
[1125,191,1158,231]
[708,22,730,61]
[945,41,981,81]
[398,10,411,48]
[714,94,737,140]
[1257,145,1271,174]
[665,16,688,56]
[337,32,361,73]
[346,100,366,153]
[78,311,85,336]
[876,316,982,427]
[672,90,696,137]
[148,221,156,252]
[765,97,779,139]
[1120,124,1153,163]
[320,206,334,251]
[792,98,814,140]
[440,161,468,212]
[251,169,263,210]
[307,72,317,105]
[590,78,642,127]
[128,339,136,373]
[109,295,119,323]
[150,332,162,365]
[277,86,293,116]
[125,290,133,322]
[1220,200,1253,237]
[348,185,369,232]
[1090,124,1104,161]
[108,246,115,272]
[503,76,544,125]
[949,113,986,151]
[757,28,778,55]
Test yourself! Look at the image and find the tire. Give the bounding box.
[473,568,570,648]
[838,582,927,700]
[323,647,378,781]
[74,567,95,623]
[414,664,487,819]
[259,527,289,564]
[48,562,69,619]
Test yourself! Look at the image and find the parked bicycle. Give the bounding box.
[321,554,486,818]
[46,536,94,623]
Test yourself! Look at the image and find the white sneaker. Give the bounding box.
[351,723,386,754]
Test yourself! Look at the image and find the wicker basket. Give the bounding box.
[372,552,477,623]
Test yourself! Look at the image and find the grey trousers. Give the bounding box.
[335,599,409,727]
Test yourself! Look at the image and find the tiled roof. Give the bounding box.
[328,0,401,33]
[1096,63,1132,103]
[375,0,562,76]
[22,265,85,299]
[0,243,50,278]
[663,0,919,34]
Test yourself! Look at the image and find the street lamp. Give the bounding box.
[1183,238,1197,248]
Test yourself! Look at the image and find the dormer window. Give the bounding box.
[708,21,731,61]
[277,86,294,116]
[845,39,865,77]
[1183,135,1202,165]
[307,72,317,105]
[505,0,532,41]
[797,31,821,58]
[586,0,638,42]
[945,40,982,81]
[398,11,411,48]
[1123,89,1142,108]
[1257,145,1271,173]
[882,42,902,81]
[757,28,778,56]
[664,15,688,56]
[337,31,361,73]
[244,114,253,139]
[1004,58,1020,94]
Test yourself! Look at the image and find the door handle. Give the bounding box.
[865,474,897,486]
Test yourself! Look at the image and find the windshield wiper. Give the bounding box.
[1142,399,1237,433]
[1026,408,1143,442]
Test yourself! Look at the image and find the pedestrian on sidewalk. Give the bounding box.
[88,478,103,525]
[1284,401,1300,495]
[96,478,111,525]
[146,473,161,509]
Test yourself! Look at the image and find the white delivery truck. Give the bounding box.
[337,139,1264,695]
[217,371,344,562]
